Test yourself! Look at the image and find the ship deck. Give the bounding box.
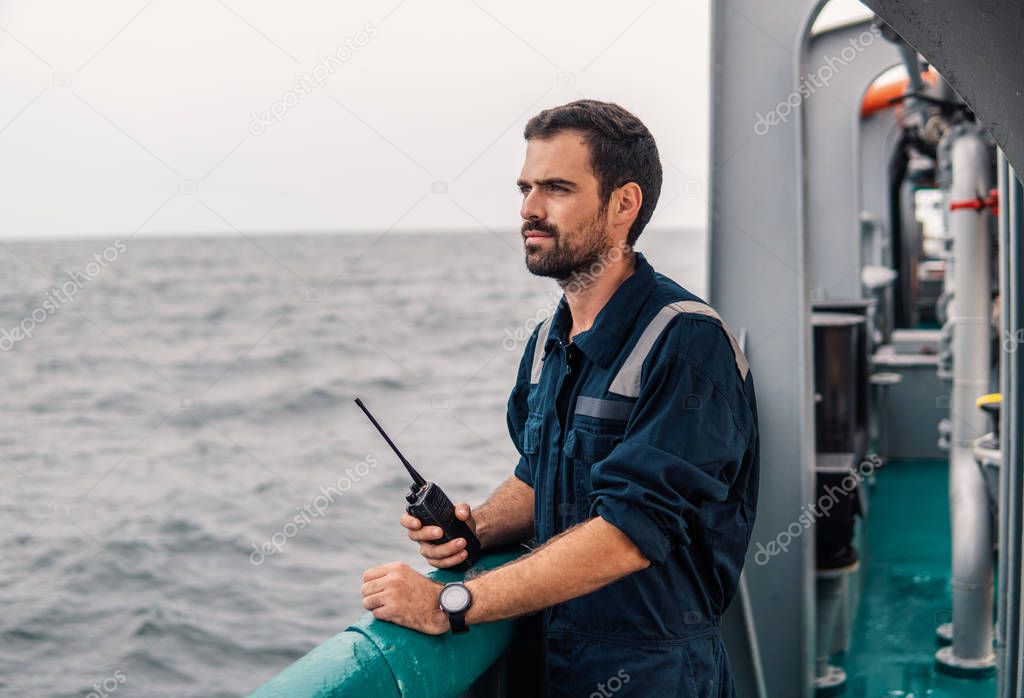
[842,458,996,697]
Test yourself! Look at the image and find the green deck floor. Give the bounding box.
[839,458,997,697]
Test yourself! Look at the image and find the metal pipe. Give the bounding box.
[737,572,769,698]
[897,42,924,94]
[936,127,996,674]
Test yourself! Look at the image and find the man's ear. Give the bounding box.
[611,182,642,230]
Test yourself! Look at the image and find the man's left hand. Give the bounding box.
[361,562,449,635]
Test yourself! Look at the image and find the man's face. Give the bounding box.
[517,131,612,281]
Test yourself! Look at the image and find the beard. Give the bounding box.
[523,204,612,283]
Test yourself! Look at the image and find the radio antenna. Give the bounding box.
[354,398,427,488]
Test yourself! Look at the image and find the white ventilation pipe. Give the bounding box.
[936,126,996,675]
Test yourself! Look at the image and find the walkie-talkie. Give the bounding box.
[354,398,482,571]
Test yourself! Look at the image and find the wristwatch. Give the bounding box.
[438,582,472,634]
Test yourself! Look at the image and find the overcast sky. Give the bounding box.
[0,0,867,239]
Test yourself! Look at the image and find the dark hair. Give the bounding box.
[523,99,662,246]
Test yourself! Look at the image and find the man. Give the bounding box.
[360,99,759,697]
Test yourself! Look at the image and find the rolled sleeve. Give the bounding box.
[593,466,674,563]
[589,322,753,565]
[513,454,533,487]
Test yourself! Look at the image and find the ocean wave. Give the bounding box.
[267,386,342,417]
[93,390,147,414]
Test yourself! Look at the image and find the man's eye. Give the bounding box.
[547,184,566,192]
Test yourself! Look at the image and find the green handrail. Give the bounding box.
[249,548,523,698]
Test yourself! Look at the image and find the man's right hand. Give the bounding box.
[401,502,478,569]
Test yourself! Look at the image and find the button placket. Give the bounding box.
[553,340,585,531]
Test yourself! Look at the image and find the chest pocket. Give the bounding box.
[563,423,624,521]
[522,413,543,455]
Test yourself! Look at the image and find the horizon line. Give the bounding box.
[0,224,704,245]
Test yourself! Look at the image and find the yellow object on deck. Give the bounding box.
[976,393,1002,408]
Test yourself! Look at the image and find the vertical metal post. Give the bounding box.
[936,127,996,674]
[995,152,1018,698]
[1001,160,1024,698]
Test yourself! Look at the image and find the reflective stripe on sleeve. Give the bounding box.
[608,300,749,398]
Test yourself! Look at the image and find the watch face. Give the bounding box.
[440,583,471,613]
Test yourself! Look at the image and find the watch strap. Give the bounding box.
[447,610,468,634]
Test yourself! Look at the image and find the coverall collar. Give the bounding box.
[544,250,658,368]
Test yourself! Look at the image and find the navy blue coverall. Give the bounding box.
[508,252,760,697]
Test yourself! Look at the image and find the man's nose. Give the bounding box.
[520,189,545,222]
